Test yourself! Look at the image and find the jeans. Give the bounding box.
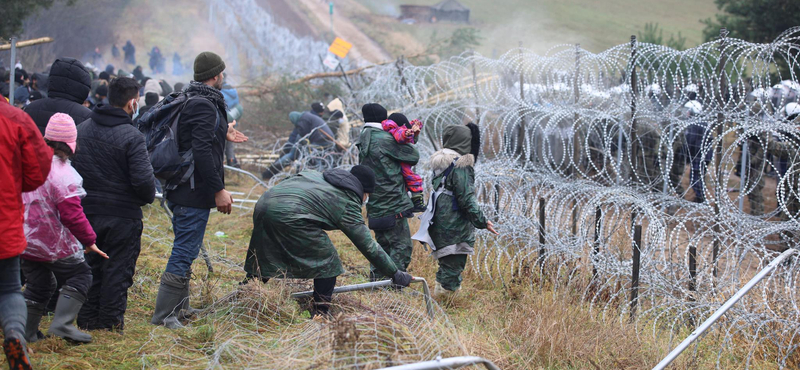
[165,202,210,277]
[77,215,143,331]
[690,158,708,202]
[21,254,92,304]
[0,256,26,338]
[272,146,299,172]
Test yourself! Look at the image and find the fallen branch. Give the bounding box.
[0,37,54,50]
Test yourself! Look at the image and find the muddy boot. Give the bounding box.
[3,330,32,370]
[24,300,45,343]
[151,272,187,329]
[433,281,457,301]
[48,286,92,343]
[178,271,200,320]
[410,192,426,213]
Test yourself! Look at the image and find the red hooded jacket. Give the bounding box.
[0,98,52,259]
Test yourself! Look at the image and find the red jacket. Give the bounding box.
[0,99,52,259]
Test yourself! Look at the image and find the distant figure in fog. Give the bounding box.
[173,53,184,76]
[123,41,136,65]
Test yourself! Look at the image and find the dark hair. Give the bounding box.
[174,82,185,92]
[330,110,344,120]
[95,84,108,97]
[466,122,481,164]
[108,77,141,107]
[145,92,159,106]
[45,139,74,159]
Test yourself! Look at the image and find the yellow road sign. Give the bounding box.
[328,37,352,59]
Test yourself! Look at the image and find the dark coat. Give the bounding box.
[166,97,227,209]
[24,58,92,135]
[294,111,334,146]
[244,169,398,279]
[72,105,156,219]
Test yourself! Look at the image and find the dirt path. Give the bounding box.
[295,0,392,64]
[255,0,318,39]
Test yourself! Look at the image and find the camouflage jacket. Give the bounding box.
[357,124,420,218]
[244,169,398,279]
[428,149,487,256]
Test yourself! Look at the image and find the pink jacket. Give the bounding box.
[22,156,96,262]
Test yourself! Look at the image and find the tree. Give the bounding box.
[638,22,687,51]
[0,0,75,39]
[702,0,800,43]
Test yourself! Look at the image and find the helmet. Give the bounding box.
[645,83,662,96]
[684,84,698,94]
[684,100,703,115]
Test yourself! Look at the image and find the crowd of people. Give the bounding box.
[0,48,500,369]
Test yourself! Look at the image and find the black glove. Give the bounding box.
[391,270,413,287]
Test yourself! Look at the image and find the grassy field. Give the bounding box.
[351,0,719,56]
[0,170,783,370]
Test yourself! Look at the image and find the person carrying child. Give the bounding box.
[382,113,426,212]
[21,113,108,344]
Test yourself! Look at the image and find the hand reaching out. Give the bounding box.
[486,220,499,235]
[227,120,249,143]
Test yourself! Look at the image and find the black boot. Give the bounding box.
[410,192,426,213]
[151,272,187,329]
[261,163,283,180]
[178,270,201,320]
[48,286,92,343]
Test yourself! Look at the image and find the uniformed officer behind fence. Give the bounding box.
[242,165,413,315]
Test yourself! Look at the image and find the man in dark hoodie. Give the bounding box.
[72,77,156,331]
[24,58,92,135]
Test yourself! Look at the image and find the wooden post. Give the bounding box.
[712,28,729,279]
[592,207,602,278]
[0,36,53,50]
[630,211,642,320]
[537,198,546,268]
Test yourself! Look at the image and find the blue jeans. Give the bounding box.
[0,256,26,338]
[166,202,210,277]
[273,146,299,172]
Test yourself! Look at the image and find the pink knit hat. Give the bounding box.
[44,113,77,153]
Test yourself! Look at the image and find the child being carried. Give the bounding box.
[382,113,426,212]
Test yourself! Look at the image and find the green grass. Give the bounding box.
[352,0,719,56]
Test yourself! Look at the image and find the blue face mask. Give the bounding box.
[130,99,140,121]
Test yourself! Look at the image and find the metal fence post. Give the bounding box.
[592,207,602,278]
[712,28,729,279]
[630,211,642,320]
[9,37,17,105]
[516,42,526,162]
[537,198,546,268]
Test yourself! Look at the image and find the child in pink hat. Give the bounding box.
[20,113,108,344]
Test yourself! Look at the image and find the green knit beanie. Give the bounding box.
[193,51,226,82]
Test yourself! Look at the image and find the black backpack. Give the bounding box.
[137,91,219,190]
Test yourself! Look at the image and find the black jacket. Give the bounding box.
[24,58,92,135]
[296,111,334,146]
[166,97,227,209]
[72,105,156,219]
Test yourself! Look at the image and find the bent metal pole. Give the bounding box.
[652,248,798,370]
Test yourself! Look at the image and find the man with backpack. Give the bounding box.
[149,51,246,328]
[71,77,156,332]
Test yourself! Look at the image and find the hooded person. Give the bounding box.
[357,103,420,281]
[138,78,163,107]
[413,123,498,299]
[261,109,334,180]
[24,58,93,135]
[326,98,350,147]
[243,165,413,315]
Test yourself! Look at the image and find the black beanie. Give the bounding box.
[388,113,410,128]
[311,102,325,114]
[98,71,110,81]
[350,165,376,193]
[193,51,226,82]
[362,103,387,123]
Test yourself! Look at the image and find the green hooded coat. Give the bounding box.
[244,169,399,279]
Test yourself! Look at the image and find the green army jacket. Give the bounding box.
[428,149,488,251]
[357,124,420,218]
[244,170,398,279]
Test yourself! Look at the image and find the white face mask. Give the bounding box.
[130,99,140,121]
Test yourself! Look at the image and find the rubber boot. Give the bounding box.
[24,300,45,343]
[151,272,187,329]
[3,329,32,370]
[433,281,458,301]
[48,286,92,343]
[178,271,200,320]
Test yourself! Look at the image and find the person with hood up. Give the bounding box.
[413,123,498,299]
[138,78,163,107]
[0,93,52,370]
[243,165,413,315]
[357,103,421,281]
[24,58,93,135]
[123,41,136,65]
[326,98,350,147]
[21,113,109,344]
[261,109,334,179]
